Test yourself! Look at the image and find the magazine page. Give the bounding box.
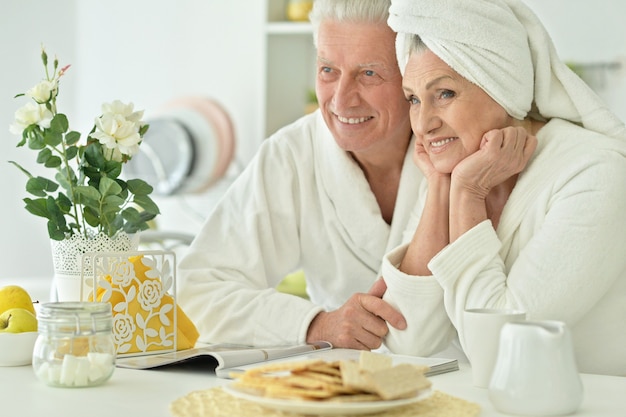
[115,341,333,372]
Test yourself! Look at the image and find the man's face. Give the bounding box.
[315,20,411,156]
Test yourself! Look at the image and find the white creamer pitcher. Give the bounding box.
[488,320,583,416]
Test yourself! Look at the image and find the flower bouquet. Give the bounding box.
[9,48,159,241]
[9,47,160,301]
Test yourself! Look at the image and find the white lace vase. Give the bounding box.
[50,232,140,301]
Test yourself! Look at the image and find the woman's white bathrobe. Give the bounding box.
[178,111,422,347]
[382,118,626,376]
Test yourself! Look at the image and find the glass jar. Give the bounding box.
[32,302,116,388]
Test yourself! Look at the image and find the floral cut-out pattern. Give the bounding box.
[88,251,177,357]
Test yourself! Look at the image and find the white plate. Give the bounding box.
[222,384,431,416]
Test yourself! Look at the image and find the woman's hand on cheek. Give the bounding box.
[413,140,447,182]
[452,126,537,198]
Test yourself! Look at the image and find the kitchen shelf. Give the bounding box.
[266,21,313,34]
[263,0,317,137]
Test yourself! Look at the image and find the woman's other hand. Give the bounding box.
[452,126,537,198]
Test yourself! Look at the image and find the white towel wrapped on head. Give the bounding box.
[388,0,626,140]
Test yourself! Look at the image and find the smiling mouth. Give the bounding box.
[430,137,458,148]
[336,115,373,125]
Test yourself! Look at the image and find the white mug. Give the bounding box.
[489,320,583,416]
[463,308,526,387]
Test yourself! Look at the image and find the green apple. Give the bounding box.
[0,285,36,315]
[0,308,38,333]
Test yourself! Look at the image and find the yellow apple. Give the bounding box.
[0,285,36,315]
[0,308,38,333]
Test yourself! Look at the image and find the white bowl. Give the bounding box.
[0,331,39,366]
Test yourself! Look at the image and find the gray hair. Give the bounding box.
[396,33,429,75]
[309,0,391,47]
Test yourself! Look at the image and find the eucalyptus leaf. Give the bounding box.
[44,130,63,147]
[26,176,58,196]
[65,145,78,160]
[44,155,62,168]
[50,113,69,133]
[133,195,160,214]
[65,131,80,145]
[102,195,125,213]
[27,128,46,150]
[36,148,53,163]
[99,176,123,197]
[23,197,49,218]
[75,185,101,202]
[127,179,154,196]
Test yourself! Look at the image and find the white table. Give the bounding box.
[2,277,625,417]
[1,360,625,417]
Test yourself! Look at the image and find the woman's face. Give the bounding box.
[315,20,411,156]
[402,50,514,174]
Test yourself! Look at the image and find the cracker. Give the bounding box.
[371,363,433,400]
[359,350,393,372]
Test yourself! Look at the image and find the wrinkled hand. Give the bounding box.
[452,126,537,198]
[306,278,406,350]
[413,140,440,181]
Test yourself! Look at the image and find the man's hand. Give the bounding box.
[306,278,406,350]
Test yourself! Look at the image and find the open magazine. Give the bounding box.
[115,341,459,379]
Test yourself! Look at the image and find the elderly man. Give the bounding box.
[178,0,420,351]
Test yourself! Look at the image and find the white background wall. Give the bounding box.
[1,0,625,279]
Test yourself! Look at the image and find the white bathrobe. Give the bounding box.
[382,118,626,376]
[178,111,422,347]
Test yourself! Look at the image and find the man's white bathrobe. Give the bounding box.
[178,111,422,347]
[382,119,626,376]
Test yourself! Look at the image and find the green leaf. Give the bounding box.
[36,148,52,163]
[83,206,100,228]
[27,127,45,150]
[44,130,63,147]
[44,155,62,168]
[104,160,122,179]
[17,130,27,147]
[75,185,101,202]
[55,169,77,194]
[64,145,78,160]
[109,215,124,234]
[8,161,34,178]
[65,131,81,145]
[133,195,160,215]
[102,195,125,213]
[48,222,66,241]
[50,113,69,133]
[84,142,106,169]
[121,206,140,222]
[23,197,50,218]
[26,176,58,197]
[83,166,102,184]
[127,179,154,196]
[99,176,123,197]
[57,193,72,213]
[47,196,67,227]
[139,124,149,136]
[122,210,156,234]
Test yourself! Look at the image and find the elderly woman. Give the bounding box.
[381,0,626,376]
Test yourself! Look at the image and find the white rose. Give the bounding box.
[9,102,54,134]
[92,112,142,161]
[101,100,144,125]
[26,80,58,103]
